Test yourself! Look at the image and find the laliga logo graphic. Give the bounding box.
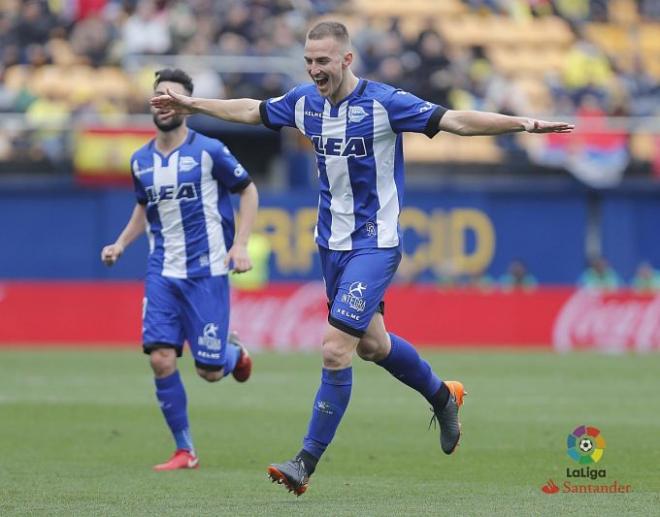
[567,425,606,464]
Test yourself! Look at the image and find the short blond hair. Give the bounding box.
[307,21,350,46]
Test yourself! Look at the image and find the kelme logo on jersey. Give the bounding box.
[233,164,246,177]
[198,323,222,351]
[341,281,367,312]
[145,183,198,204]
[348,106,368,123]
[311,136,367,157]
[178,156,199,172]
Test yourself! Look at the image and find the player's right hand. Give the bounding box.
[150,88,196,115]
[101,243,124,266]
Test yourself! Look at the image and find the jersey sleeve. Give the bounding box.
[210,142,253,193]
[259,86,300,131]
[130,158,148,205]
[386,90,447,138]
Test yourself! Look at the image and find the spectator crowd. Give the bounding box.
[0,0,658,176]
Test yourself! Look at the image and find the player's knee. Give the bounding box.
[357,335,384,362]
[149,348,177,377]
[321,340,352,369]
[196,367,223,382]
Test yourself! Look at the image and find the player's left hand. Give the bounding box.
[523,119,575,133]
[225,244,252,274]
[150,88,196,115]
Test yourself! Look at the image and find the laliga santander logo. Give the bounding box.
[567,425,606,464]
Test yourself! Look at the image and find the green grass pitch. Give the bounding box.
[0,348,659,516]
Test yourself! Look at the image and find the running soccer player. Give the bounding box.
[151,23,573,492]
[102,68,258,471]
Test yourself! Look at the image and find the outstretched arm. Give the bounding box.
[150,88,262,125]
[439,110,574,136]
[100,204,147,266]
[225,182,259,273]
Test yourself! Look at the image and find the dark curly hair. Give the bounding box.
[154,68,194,95]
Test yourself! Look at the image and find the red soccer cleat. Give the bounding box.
[229,331,252,382]
[153,449,199,471]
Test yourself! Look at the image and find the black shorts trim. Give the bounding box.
[194,360,224,372]
[328,316,365,338]
[143,342,182,357]
[327,301,385,316]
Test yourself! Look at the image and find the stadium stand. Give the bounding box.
[0,0,658,175]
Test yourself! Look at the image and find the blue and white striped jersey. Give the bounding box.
[130,129,252,278]
[260,79,446,250]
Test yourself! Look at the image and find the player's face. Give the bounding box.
[151,81,187,132]
[304,37,350,98]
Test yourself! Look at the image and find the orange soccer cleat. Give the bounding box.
[153,449,199,471]
[430,380,467,455]
[267,457,310,496]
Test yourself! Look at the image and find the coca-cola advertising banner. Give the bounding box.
[0,282,658,352]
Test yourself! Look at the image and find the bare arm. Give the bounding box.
[225,182,259,273]
[439,110,574,136]
[100,204,147,266]
[150,89,262,125]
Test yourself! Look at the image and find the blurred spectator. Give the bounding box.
[639,0,660,18]
[14,1,56,49]
[568,94,629,187]
[25,89,70,162]
[499,260,538,291]
[0,0,657,180]
[562,39,613,102]
[554,0,590,22]
[631,262,660,293]
[122,0,171,55]
[460,272,495,291]
[578,256,621,291]
[69,15,114,66]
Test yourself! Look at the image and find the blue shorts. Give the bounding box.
[142,274,230,371]
[319,246,402,337]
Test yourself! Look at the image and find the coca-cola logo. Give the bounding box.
[553,290,660,353]
[230,282,328,350]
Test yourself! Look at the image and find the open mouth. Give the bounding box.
[314,76,329,88]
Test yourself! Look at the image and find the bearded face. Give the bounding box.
[151,80,189,132]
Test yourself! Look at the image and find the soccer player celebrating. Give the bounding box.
[151,23,573,493]
[102,68,258,471]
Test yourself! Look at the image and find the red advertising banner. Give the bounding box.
[0,282,658,352]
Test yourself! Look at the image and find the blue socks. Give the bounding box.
[302,367,352,464]
[376,333,443,405]
[222,343,241,376]
[155,370,194,452]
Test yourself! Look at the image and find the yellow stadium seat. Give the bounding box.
[608,0,639,26]
[630,133,657,162]
[351,0,465,18]
[3,65,30,93]
[404,132,502,163]
[640,24,660,51]
[584,23,633,56]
